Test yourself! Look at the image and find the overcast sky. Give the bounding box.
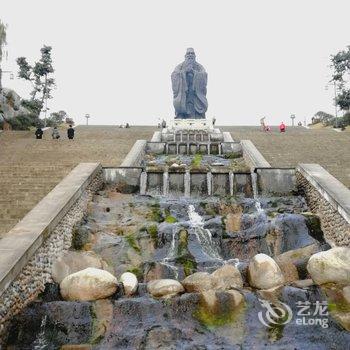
[1,0,349,125]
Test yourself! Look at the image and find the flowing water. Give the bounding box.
[187,204,222,261]
[5,156,350,348]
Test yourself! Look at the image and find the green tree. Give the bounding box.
[0,20,7,93]
[16,45,55,117]
[331,46,350,111]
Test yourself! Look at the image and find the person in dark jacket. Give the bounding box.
[35,127,44,139]
[67,125,75,140]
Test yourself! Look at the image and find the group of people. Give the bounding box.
[35,125,75,140]
[260,118,286,133]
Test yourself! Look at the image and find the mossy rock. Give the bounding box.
[71,226,91,250]
[125,233,141,253]
[146,224,158,245]
[165,215,177,224]
[193,291,245,329]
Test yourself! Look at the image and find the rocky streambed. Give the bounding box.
[4,188,350,349]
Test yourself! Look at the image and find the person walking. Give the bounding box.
[35,126,43,139]
[67,125,75,140]
[52,126,60,140]
[279,122,286,133]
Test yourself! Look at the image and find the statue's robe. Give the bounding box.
[171,62,208,119]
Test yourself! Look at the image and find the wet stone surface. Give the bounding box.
[4,187,350,349]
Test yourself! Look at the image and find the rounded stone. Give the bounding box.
[248,253,284,289]
[307,247,350,285]
[60,267,118,301]
[211,264,243,290]
[147,279,184,298]
[120,272,138,296]
[182,272,216,292]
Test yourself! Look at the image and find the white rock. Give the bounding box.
[248,253,284,289]
[52,251,104,284]
[182,272,216,292]
[60,267,117,301]
[147,279,184,298]
[211,264,243,290]
[307,247,350,285]
[120,272,138,296]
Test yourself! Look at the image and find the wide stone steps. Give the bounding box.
[0,163,73,235]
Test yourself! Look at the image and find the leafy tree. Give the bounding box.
[0,20,7,93]
[16,45,55,117]
[312,111,335,126]
[331,46,350,111]
[44,110,67,126]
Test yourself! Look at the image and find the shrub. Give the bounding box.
[7,113,41,130]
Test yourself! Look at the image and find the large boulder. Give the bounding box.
[52,251,105,284]
[120,272,138,296]
[248,253,284,289]
[182,272,216,293]
[211,264,243,290]
[60,268,118,301]
[307,247,350,285]
[147,279,184,298]
[0,88,30,120]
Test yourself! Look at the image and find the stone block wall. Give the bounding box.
[296,165,350,247]
[0,167,103,335]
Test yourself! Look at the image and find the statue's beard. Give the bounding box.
[185,57,195,64]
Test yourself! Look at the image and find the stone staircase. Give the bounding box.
[0,126,156,235]
[0,165,73,235]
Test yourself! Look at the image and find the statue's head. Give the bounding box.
[185,48,196,62]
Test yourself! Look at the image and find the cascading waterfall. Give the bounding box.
[140,171,147,195]
[207,172,212,195]
[162,225,179,278]
[229,171,234,196]
[163,171,169,196]
[184,170,191,197]
[188,204,221,260]
[32,316,48,350]
[251,171,264,213]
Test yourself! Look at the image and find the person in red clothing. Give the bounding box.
[279,122,286,133]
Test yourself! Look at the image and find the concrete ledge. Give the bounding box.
[121,140,147,167]
[297,164,350,224]
[256,168,296,196]
[223,132,234,142]
[146,142,166,155]
[241,140,271,169]
[103,166,142,192]
[0,163,101,296]
[151,131,162,142]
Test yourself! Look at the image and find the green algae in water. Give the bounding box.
[175,229,197,276]
[89,304,103,345]
[193,298,245,329]
[165,215,177,223]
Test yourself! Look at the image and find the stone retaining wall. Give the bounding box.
[296,164,350,247]
[0,163,103,335]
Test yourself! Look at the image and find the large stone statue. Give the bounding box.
[171,48,208,119]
